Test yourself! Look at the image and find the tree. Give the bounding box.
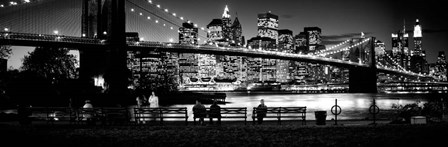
[21,47,77,84]
[0,46,12,59]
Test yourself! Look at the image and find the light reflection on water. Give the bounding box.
[171,93,433,121]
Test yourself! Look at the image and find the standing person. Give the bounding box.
[209,100,221,125]
[136,95,144,108]
[148,91,159,108]
[148,92,159,121]
[142,94,149,108]
[193,100,206,125]
[256,99,267,124]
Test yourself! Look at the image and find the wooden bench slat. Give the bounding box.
[252,107,307,125]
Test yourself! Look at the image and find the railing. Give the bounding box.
[0,32,431,78]
[1,32,103,45]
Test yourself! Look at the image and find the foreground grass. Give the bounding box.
[1,123,447,147]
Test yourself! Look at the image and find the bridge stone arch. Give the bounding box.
[80,0,128,104]
[348,37,377,93]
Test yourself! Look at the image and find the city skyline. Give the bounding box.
[1,0,448,69]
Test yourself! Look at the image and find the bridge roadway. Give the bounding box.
[0,32,430,78]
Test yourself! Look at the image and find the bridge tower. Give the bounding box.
[80,0,127,104]
[349,37,377,93]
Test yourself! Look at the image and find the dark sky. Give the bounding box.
[1,0,447,69]
[159,0,448,63]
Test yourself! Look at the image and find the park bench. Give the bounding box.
[28,107,77,125]
[98,107,130,125]
[193,107,247,125]
[252,107,307,125]
[77,107,103,125]
[134,107,188,125]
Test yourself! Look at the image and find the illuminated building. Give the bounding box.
[294,32,307,53]
[410,19,427,73]
[222,5,232,43]
[252,12,279,84]
[391,22,410,69]
[277,29,294,83]
[434,51,447,81]
[179,22,198,45]
[207,19,225,45]
[231,16,244,46]
[247,36,277,50]
[413,19,424,56]
[127,50,162,89]
[198,54,217,82]
[304,27,322,54]
[245,57,262,83]
[257,11,279,43]
[127,33,179,90]
[204,5,245,86]
[375,39,387,67]
[410,19,428,73]
[278,29,294,53]
[179,22,199,85]
[247,36,276,83]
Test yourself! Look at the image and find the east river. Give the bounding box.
[168,93,446,121]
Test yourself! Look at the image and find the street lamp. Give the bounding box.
[4,28,9,32]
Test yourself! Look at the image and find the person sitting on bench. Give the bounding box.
[193,100,206,125]
[209,100,221,125]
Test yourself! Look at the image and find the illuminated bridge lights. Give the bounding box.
[138,0,208,34]
[0,32,432,78]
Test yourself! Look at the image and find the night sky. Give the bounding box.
[1,0,447,69]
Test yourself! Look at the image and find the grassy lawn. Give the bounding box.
[1,122,447,147]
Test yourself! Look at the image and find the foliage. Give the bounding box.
[391,102,422,123]
[0,45,12,59]
[21,47,77,84]
[422,101,446,122]
[6,70,59,106]
[392,100,447,123]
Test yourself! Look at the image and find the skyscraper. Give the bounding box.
[304,27,322,53]
[178,22,199,85]
[207,19,224,44]
[204,5,245,88]
[278,29,294,53]
[435,51,447,81]
[222,5,232,42]
[231,16,244,46]
[277,29,294,83]
[410,19,427,73]
[179,22,198,45]
[391,22,410,69]
[294,32,307,53]
[413,19,424,57]
[257,11,279,43]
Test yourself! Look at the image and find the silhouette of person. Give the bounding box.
[193,100,206,125]
[256,99,267,124]
[82,100,95,125]
[209,100,221,125]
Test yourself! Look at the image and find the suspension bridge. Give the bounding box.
[0,0,442,95]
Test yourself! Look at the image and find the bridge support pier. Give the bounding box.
[349,66,377,93]
[79,0,129,105]
[349,37,377,93]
